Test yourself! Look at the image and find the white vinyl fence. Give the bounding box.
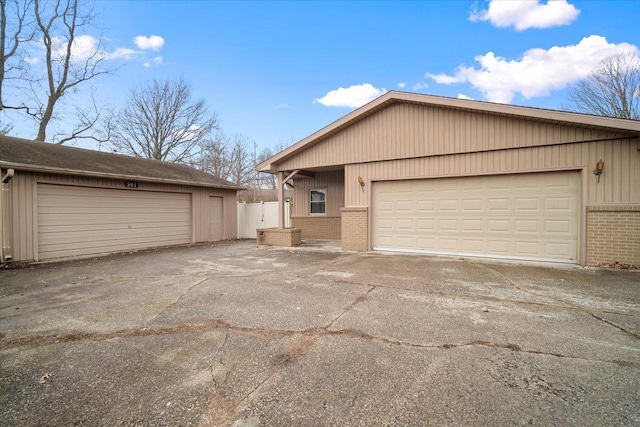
[237,201,291,239]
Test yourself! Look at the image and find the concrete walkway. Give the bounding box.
[1,240,639,426]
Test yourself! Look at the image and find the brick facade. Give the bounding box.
[341,207,368,251]
[257,227,302,247]
[586,206,640,267]
[291,216,341,240]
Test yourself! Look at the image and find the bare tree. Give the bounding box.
[0,0,35,110]
[226,134,255,186]
[196,132,255,186]
[566,52,640,120]
[194,130,230,177]
[112,78,218,163]
[255,142,289,189]
[1,0,114,143]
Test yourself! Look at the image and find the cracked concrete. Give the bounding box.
[1,240,639,426]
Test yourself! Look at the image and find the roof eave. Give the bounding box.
[0,161,242,190]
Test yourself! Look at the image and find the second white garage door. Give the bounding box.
[372,171,580,263]
[37,184,192,260]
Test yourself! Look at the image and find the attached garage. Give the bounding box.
[258,91,640,267]
[1,136,241,263]
[372,171,580,263]
[37,184,192,259]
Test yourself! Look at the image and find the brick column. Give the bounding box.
[340,207,368,251]
[586,205,640,267]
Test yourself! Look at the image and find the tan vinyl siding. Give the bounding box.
[8,171,237,261]
[291,170,344,217]
[276,103,627,171]
[345,138,639,208]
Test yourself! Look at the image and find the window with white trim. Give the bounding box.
[310,189,326,215]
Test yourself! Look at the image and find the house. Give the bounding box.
[257,91,640,266]
[1,136,241,263]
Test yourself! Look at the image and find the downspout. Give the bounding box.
[1,168,14,266]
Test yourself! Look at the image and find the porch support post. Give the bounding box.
[277,171,285,229]
[277,170,302,229]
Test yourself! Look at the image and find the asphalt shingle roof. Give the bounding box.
[0,135,241,189]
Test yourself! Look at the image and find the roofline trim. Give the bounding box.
[256,91,640,172]
[0,161,243,190]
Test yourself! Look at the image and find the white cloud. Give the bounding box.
[314,83,387,108]
[134,35,164,51]
[273,103,290,109]
[23,56,39,64]
[457,94,474,100]
[428,74,462,85]
[426,35,638,103]
[412,82,429,91]
[143,56,164,68]
[52,35,106,61]
[397,82,406,88]
[470,0,580,31]
[107,47,138,60]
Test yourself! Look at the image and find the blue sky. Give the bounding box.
[4,0,640,152]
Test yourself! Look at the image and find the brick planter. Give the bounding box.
[257,227,302,247]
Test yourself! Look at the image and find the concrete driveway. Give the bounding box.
[1,240,639,426]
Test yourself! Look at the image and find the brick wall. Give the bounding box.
[291,217,341,240]
[586,206,640,267]
[341,207,368,251]
[257,227,302,247]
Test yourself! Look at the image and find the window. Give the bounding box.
[310,189,326,215]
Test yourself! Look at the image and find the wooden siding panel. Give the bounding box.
[292,170,344,218]
[276,103,629,171]
[345,139,638,208]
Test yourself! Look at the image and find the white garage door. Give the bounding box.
[372,171,580,263]
[37,184,192,260]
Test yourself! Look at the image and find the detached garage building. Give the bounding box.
[257,92,640,266]
[1,136,240,262]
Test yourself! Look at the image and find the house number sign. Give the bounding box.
[125,181,139,188]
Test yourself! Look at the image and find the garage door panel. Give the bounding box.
[463,199,483,211]
[546,242,572,257]
[372,171,580,263]
[38,221,191,235]
[416,237,435,248]
[39,235,191,259]
[416,219,435,230]
[462,239,483,252]
[439,219,457,230]
[37,184,192,260]
[462,219,482,232]
[488,198,510,211]
[487,240,510,254]
[545,219,572,234]
[439,199,458,211]
[38,212,190,226]
[488,219,510,232]
[515,219,540,233]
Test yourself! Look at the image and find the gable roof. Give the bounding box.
[257,91,640,172]
[0,135,241,190]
